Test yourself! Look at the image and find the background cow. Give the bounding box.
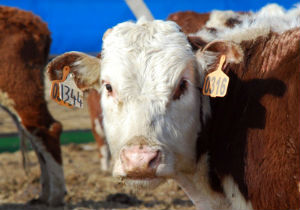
[0,6,65,206]
[87,89,110,171]
[167,10,250,34]
[47,4,300,210]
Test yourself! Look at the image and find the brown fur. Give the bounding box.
[0,6,63,204]
[47,53,80,81]
[0,6,62,163]
[87,53,107,161]
[87,89,107,157]
[225,17,241,28]
[188,36,208,51]
[47,52,100,90]
[224,12,247,28]
[0,6,49,37]
[167,11,210,34]
[243,28,300,210]
[197,28,300,209]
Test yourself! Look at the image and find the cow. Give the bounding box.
[47,4,300,210]
[86,9,250,172]
[0,6,65,206]
[167,10,249,34]
[87,88,110,171]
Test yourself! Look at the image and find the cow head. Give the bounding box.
[47,19,243,189]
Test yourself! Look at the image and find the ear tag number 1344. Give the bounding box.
[59,74,83,108]
[202,55,229,97]
[50,66,83,108]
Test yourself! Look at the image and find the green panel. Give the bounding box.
[0,130,95,153]
[0,136,20,153]
[60,130,94,145]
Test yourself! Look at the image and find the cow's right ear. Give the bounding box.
[195,40,244,73]
[187,36,208,51]
[47,51,101,90]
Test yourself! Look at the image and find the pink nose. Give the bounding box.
[121,145,161,178]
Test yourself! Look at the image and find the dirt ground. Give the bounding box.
[0,143,194,210]
[0,73,194,209]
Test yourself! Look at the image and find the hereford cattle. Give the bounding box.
[86,9,249,172]
[167,10,249,34]
[0,6,65,206]
[87,89,110,171]
[47,4,300,210]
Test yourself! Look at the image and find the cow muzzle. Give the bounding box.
[120,136,161,179]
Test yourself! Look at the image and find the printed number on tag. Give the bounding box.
[59,84,83,108]
[203,76,229,97]
[202,55,229,97]
[51,82,73,108]
[50,65,84,108]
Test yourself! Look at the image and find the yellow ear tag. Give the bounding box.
[50,66,83,108]
[202,55,229,97]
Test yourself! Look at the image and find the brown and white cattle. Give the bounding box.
[86,53,110,172]
[85,9,248,172]
[167,10,250,34]
[47,4,300,210]
[87,88,110,171]
[0,6,65,206]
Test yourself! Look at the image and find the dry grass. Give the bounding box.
[0,143,194,210]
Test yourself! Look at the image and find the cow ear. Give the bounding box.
[47,51,101,90]
[187,36,208,51]
[195,40,243,71]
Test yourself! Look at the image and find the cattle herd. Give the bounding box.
[0,3,299,210]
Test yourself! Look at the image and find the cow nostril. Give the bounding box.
[148,150,161,169]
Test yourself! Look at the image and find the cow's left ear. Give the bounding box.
[195,40,244,71]
[47,51,101,90]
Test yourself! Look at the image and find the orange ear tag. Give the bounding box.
[50,66,83,108]
[202,55,229,97]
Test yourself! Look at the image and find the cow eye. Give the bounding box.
[173,79,188,100]
[105,84,113,93]
[179,79,187,91]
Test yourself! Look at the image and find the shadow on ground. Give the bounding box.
[0,193,193,210]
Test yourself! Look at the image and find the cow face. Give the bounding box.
[46,19,243,190]
[100,20,201,188]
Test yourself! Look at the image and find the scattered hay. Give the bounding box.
[0,142,194,210]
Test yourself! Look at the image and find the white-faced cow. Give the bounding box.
[47,4,300,210]
[0,6,65,206]
[85,9,250,172]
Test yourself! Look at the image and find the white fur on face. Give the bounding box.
[100,19,202,181]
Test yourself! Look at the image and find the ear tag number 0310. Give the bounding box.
[202,55,229,97]
[50,66,83,108]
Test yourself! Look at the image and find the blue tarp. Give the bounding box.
[1,0,298,54]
